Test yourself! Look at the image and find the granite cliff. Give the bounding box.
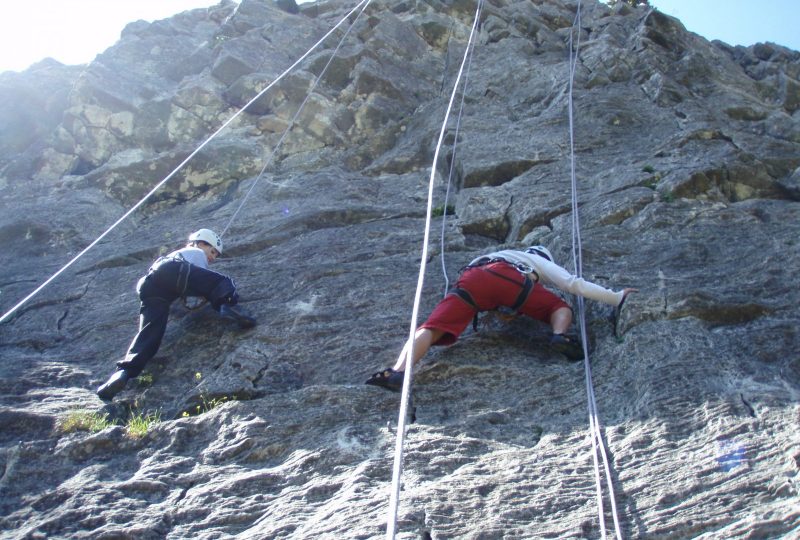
[1,0,799,538]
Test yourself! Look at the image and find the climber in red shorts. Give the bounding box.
[366,245,637,392]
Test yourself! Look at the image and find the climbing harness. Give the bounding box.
[175,258,192,299]
[148,253,192,290]
[163,256,208,311]
[567,2,624,538]
[385,0,485,537]
[144,254,205,310]
[0,0,371,325]
[449,258,537,331]
[462,256,538,280]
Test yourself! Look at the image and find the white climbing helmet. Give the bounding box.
[189,228,223,254]
[525,245,553,262]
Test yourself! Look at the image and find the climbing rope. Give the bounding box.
[566,2,624,538]
[439,22,479,296]
[386,0,485,537]
[221,0,371,236]
[0,0,371,325]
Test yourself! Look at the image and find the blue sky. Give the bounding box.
[649,0,800,52]
[0,0,798,73]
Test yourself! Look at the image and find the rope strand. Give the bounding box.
[386,1,484,537]
[439,25,478,296]
[567,2,623,538]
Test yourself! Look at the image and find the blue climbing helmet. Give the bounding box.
[525,245,553,262]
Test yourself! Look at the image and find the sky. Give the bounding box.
[0,1,224,73]
[648,0,799,52]
[0,0,798,74]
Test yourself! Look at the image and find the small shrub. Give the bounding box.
[137,373,154,388]
[432,205,456,218]
[642,165,655,174]
[660,190,675,203]
[58,410,115,434]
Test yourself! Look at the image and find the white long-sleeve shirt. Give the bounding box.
[469,249,624,307]
[161,246,209,270]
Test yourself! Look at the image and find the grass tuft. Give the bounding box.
[58,410,115,434]
[125,410,161,439]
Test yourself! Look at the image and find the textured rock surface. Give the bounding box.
[1,0,799,538]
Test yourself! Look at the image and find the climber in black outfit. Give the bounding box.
[96,228,256,401]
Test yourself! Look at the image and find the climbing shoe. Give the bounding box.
[550,333,584,361]
[365,367,405,392]
[219,304,257,329]
[96,369,130,401]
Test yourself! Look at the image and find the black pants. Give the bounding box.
[116,261,235,378]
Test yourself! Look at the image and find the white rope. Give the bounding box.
[0,0,370,325]
[385,1,484,537]
[566,2,623,538]
[221,0,372,236]
[438,23,479,296]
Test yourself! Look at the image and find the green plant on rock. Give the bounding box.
[126,409,161,439]
[182,372,235,417]
[137,372,154,388]
[198,394,231,415]
[58,410,115,434]
[432,204,456,218]
[181,394,233,418]
[642,176,660,190]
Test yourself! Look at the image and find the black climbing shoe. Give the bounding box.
[550,333,584,361]
[613,295,629,339]
[96,369,130,401]
[220,304,257,329]
[365,367,405,392]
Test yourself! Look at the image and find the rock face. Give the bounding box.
[1,0,799,538]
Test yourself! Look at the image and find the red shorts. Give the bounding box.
[419,262,571,346]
